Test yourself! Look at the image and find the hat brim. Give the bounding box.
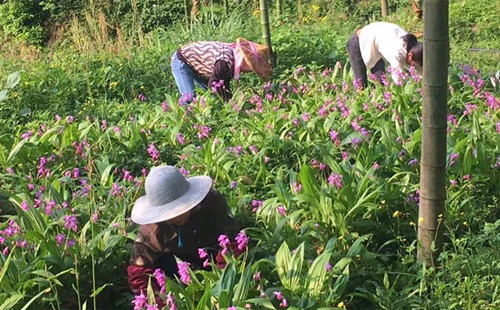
[131,175,212,225]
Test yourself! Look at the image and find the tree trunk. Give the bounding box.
[418,0,449,267]
[191,0,199,22]
[276,0,282,18]
[381,0,389,16]
[298,0,302,23]
[260,0,275,67]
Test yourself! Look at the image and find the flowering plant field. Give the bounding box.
[0,54,499,310]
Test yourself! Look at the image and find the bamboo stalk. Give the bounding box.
[418,0,449,267]
[259,0,275,68]
[381,0,389,17]
[277,0,282,18]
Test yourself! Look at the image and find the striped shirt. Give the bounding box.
[177,41,235,101]
[178,41,234,79]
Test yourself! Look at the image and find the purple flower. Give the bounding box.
[177,261,191,284]
[138,93,147,101]
[147,143,160,161]
[176,133,185,145]
[253,271,261,281]
[328,173,343,190]
[218,234,230,255]
[325,262,332,272]
[21,200,29,211]
[277,205,287,216]
[408,158,419,166]
[153,269,166,294]
[280,298,288,308]
[251,200,263,213]
[166,293,176,309]
[63,214,78,232]
[235,230,249,250]
[330,130,340,146]
[228,307,237,310]
[273,291,283,300]
[67,239,76,247]
[198,248,208,259]
[450,153,459,166]
[56,234,66,246]
[302,113,310,122]
[292,182,302,194]
[73,168,80,179]
[496,121,500,134]
[132,292,148,310]
[91,213,99,223]
[21,131,33,140]
[45,200,56,216]
[230,181,237,189]
[66,115,75,123]
[351,137,362,146]
[194,124,211,139]
[179,166,190,177]
[161,101,169,112]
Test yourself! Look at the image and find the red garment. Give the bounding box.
[127,265,165,308]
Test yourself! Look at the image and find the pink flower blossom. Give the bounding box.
[330,130,340,146]
[21,131,33,139]
[147,143,160,161]
[138,93,147,101]
[218,234,230,255]
[21,200,29,211]
[235,230,249,250]
[277,205,287,216]
[63,214,78,232]
[328,173,343,190]
[177,261,191,284]
[253,271,261,281]
[132,292,148,310]
[176,133,185,145]
[56,234,66,246]
[153,269,166,294]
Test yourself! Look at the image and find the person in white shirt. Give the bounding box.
[346,22,423,88]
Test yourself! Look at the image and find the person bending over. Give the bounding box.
[171,37,271,104]
[127,165,242,307]
[346,22,423,88]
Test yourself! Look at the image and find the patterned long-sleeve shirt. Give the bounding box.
[177,41,234,101]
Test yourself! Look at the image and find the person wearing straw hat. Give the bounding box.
[171,37,272,105]
[127,166,242,304]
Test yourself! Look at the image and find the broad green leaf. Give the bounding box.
[275,241,291,288]
[5,72,21,89]
[0,294,24,310]
[306,249,333,297]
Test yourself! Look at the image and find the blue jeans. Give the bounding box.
[171,52,208,105]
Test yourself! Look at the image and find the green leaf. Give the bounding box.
[306,249,333,297]
[5,72,21,89]
[7,139,28,162]
[243,298,276,309]
[0,90,7,102]
[0,294,25,310]
[90,283,113,297]
[275,241,291,288]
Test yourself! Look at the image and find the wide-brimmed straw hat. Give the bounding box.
[131,166,212,225]
[233,37,271,81]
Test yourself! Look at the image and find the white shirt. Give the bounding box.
[358,22,408,83]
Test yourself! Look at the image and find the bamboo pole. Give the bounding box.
[418,0,449,267]
[381,0,389,17]
[298,0,302,23]
[260,0,274,64]
[276,0,282,18]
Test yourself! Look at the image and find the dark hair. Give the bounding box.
[402,34,423,66]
